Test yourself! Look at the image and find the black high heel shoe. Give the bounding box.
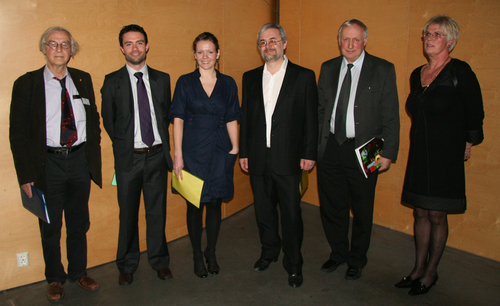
[408,274,439,296]
[395,276,418,288]
[204,248,220,275]
[193,253,208,278]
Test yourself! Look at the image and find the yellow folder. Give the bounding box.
[171,170,204,208]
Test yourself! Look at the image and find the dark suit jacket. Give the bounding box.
[317,52,400,162]
[101,65,173,172]
[10,66,102,191]
[240,61,318,176]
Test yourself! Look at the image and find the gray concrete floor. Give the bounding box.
[2,203,499,305]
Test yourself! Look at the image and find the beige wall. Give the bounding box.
[0,0,275,291]
[2,0,499,292]
[281,0,500,261]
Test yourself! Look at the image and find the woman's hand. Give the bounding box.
[229,147,239,155]
[173,155,184,180]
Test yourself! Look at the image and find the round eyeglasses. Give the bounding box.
[45,41,72,49]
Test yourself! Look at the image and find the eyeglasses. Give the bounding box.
[423,32,447,39]
[45,41,72,49]
[258,39,282,47]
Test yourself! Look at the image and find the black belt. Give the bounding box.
[134,144,162,154]
[47,142,85,155]
[345,137,355,143]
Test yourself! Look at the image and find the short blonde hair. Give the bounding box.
[423,15,460,52]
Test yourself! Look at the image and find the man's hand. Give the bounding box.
[300,159,316,171]
[21,182,34,198]
[464,142,473,161]
[374,157,392,172]
[239,158,249,172]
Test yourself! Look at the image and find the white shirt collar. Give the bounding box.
[342,50,365,70]
[126,63,149,79]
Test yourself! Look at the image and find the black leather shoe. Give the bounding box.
[408,276,438,296]
[345,266,362,280]
[118,273,133,285]
[288,273,303,288]
[157,268,173,280]
[254,258,278,271]
[321,259,343,273]
[395,276,418,288]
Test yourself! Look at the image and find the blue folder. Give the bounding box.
[21,185,50,224]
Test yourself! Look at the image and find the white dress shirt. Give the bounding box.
[44,66,86,147]
[330,51,365,138]
[263,55,289,148]
[125,64,162,148]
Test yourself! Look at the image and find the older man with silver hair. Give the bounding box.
[317,19,399,281]
[10,26,102,302]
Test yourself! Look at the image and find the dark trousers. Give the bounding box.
[186,199,222,254]
[250,150,303,274]
[317,134,378,268]
[115,147,169,274]
[41,147,91,283]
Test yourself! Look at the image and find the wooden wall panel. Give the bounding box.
[0,0,275,291]
[281,0,500,262]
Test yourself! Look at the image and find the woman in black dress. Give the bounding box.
[170,32,241,278]
[395,15,484,295]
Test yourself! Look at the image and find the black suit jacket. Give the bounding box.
[10,66,102,190]
[240,61,318,176]
[318,52,400,162]
[101,65,173,172]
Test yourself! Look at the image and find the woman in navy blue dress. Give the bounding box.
[170,32,241,278]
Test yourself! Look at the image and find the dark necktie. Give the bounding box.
[56,76,77,147]
[334,63,354,145]
[134,72,154,147]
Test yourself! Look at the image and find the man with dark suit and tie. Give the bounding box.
[317,19,400,280]
[101,24,173,285]
[239,23,318,288]
[10,26,102,302]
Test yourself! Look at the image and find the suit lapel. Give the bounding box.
[32,68,47,130]
[147,67,162,120]
[275,61,297,111]
[117,66,134,116]
[354,52,374,104]
[325,59,342,121]
[253,66,265,113]
[68,68,87,99]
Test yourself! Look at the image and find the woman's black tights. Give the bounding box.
[186,198,222,255]
[409,207,448,286]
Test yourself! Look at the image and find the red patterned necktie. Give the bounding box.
[55,76,77,147]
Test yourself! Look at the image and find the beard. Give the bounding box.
[261,48,282,62]
[125,52,146,66]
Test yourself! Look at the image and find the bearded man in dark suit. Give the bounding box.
[317,19,400,281]
[101,24,173,286]
[239,23,318,288]
[10,26,102,302]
